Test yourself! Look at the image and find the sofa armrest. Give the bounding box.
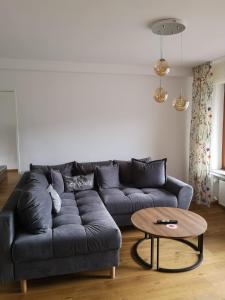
[0,210,15,283]
[164,176,193,209]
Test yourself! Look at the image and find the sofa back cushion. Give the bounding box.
[27,171,49,188]
[30,161,74,182]
[73,160,113,175]
[96,165,120,189]
[131,158,167,188]
[29,164,49,176]
[114,157,151,185]
[17,185,52,234]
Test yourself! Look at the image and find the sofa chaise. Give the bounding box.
[0,158,193,293]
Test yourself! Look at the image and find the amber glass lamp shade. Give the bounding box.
[154,58,170,76]
[154,87,168,103]
[172,95,189,111]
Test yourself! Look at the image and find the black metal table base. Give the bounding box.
[131,234,204,273]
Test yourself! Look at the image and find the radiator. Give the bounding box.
[219,180,225,206]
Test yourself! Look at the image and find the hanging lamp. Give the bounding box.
[154,79,168,103]
[172,33,189,111]
[151,18,189,111]
[154,35,170,76]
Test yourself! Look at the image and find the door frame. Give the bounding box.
[0,90,21,172]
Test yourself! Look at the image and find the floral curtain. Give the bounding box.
[189,62,214,205]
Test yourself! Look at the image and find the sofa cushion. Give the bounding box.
[73,160,113,175]
[47,184,62,214]
[50,169,64,194]
[29,164,49,176]
[96,165,120,189]
[52,190,121,258]
[63,174,94,192]
[114,157,151,185]
[30,162,74,182]
[131,158,167,188]
[17,185,52,234]
[100,187,177,215]
[27,171,49,188]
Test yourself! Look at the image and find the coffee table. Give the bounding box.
[131,207,207,273]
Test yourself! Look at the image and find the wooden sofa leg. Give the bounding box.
[20,280,27,294]
[110,266,116,279]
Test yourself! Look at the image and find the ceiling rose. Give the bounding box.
[151,18,186,36]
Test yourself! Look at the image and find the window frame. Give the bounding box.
[222,89,225,169]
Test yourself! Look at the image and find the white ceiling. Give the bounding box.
[0,0,225,67]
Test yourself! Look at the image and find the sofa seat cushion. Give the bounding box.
[52,190,121,258]
[100,187,177,215]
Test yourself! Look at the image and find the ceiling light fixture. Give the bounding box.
[151,18,189,111]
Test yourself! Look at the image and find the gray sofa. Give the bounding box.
[0,158,193,293]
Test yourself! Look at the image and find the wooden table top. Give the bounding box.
[131,207,207,238]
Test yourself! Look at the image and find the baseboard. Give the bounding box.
[7,169,18,173]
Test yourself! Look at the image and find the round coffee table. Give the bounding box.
[131,207,207,273]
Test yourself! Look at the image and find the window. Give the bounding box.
[222,87,225,169]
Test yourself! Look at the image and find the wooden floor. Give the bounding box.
[1,172,225,299]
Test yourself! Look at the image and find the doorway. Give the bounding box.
[0,91,19,174]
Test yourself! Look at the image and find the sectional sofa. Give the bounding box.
[0,158,193,293]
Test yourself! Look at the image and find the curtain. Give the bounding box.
[189,62,214,205]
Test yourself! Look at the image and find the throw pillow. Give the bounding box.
[63,173,94,192]
[50,169,64,195]
[131,158,167,188]
[17,186,52,234]
[47,184,61,214]
[96,164,120,189]
[114,157,151,185]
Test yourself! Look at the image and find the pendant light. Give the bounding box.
[154,79,168,103]
[154,35,170,76]
[172,32,189,111]
[151,18,189,111]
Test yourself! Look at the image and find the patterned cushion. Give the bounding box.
[63,174,94,192]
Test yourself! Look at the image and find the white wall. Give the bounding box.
[0,91,18,169]
[0,66,192,180]
[211,84,224,170]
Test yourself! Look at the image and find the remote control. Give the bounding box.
[154,219,178,225]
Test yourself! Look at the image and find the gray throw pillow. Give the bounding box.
[131,158,167,188]
[114,157,151,185]
[50,169,64,195]
[47,184,61,214]
[63,173,94,192]
[96,164,120,189]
